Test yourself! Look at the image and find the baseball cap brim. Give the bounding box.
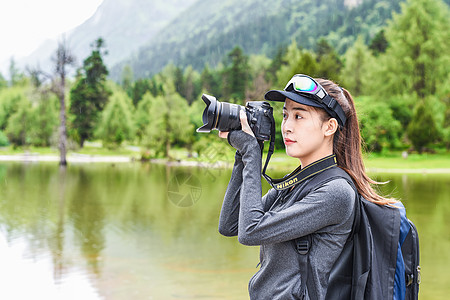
[264,90,323,108]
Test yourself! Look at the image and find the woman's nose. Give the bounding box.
[282,118,293,134]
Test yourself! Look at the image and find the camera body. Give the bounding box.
[196,94,274,142]
[244,101,273,141]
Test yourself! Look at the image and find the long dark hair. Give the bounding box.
[316,78,396,205]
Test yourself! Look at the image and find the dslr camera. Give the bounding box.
[196,94,274,141]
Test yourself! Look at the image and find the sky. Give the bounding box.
[0,0,104,73]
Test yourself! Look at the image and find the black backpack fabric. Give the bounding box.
[293,167,420,300]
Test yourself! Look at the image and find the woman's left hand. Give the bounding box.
[219,109,255,138]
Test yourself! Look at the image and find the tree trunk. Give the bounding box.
[59,81,67,166]
[54,38,74,166]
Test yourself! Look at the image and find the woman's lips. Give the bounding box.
[284,138,296,145]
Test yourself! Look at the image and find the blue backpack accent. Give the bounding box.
[293,166,420,299]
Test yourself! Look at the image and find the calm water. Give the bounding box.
[0,162,449,299]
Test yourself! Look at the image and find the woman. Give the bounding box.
[217,74,397,299]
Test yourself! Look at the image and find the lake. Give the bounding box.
[0,161,448,299]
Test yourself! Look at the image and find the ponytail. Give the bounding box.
[316,79,396,206]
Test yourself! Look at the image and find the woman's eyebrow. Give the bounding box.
[283,106,308,112]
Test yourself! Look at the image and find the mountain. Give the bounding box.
[110,0,405,79]
[20,0,450,80]
[20,0,197,73]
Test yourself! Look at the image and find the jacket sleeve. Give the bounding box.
[218,131,278,237]
[225,130,355,246]
[218,151,244,236]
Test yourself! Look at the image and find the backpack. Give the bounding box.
[293,166,420,300]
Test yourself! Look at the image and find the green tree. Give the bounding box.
[134,91,153,142]
[367,0,450,150]
[0,130,8,146]
[201,64,221,97]
[121,64,134,95]
[142,92,193,158]
[275,40,302,87]
[174,66,200,105]
[69,38,111,147]
[379,0,450,98]
[222,46,249,103]
[30,93,59,147]
[267,45,287,84]
[276,41,317,88]
[96,89,135,148]
[183,66,200,105]
[8,57,23,86]
[174,66,184,98]
[315,38,342,81]
[340,36,374,96]
[407,98,441,152]
[0,86,27,130]
[5,97,33,146]
[355,96,402,152]
[0,72,7,90]
[369,29,388,56]
[130,78,163,107]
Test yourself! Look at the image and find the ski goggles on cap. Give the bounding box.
[284,74,347,126]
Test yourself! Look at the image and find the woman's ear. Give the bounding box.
[324,118,338,137]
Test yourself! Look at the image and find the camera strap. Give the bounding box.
[261,115,337,190]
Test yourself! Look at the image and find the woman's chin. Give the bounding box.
[285,149,301,159]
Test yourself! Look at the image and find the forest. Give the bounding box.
[0,0,448,162]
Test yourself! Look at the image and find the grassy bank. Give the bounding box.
[363,152,450,170]
[1,145,449,171]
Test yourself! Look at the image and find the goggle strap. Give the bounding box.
[322,95,347,126]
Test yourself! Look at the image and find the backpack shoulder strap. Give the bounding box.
[296,166,354,200]
[293,166,359,299]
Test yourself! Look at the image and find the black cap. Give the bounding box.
[264,89,347,126]
[264,90,324,109]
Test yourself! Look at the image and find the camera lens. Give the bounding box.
[197,94,242,132]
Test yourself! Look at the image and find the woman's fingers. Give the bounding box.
[240,110,255,137]
[218,131,229,139]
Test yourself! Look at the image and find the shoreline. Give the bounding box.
[0,154,449,174]
[0,153,133,163]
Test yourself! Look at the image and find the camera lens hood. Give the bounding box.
[196,94,219,132]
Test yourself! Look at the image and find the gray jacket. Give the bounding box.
[219,130,355,300]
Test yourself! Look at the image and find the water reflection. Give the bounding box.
[0,162,449,299]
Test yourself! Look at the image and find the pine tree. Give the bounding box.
[375,0,450,150]
[380,0,450,98]
[315,38,342,81]
[340,36,374,96]
[69,38,111,147]
[222,46,249,103]
[201,64,220,96]
[276,41,318,88]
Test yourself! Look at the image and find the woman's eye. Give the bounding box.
[282,113,287,119]
[295,114,302,119]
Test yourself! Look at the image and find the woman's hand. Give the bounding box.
[219,109,255,138]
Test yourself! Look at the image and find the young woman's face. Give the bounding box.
[281,98,331,163]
